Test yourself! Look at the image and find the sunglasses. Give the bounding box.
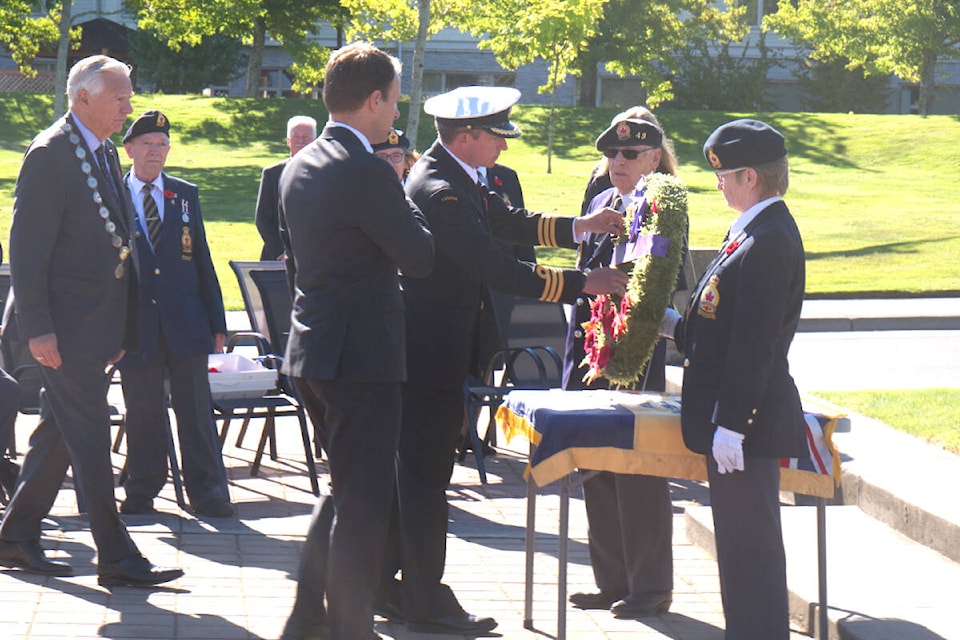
[602,147,657,160]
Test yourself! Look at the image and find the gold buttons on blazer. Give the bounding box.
[683,358,690,367]
[576,297,585,307]
[154,268,161,276]
[574,329,583,339]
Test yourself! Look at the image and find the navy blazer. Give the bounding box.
[675,200,808,458]
[10,114,140,362]
[402,141,587,387]
[279,125,434,383]
[255,158,287,260]
[120,172,226,366]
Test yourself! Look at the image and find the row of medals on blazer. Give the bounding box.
[63,121,131,279]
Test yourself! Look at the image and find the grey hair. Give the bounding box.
[66,55,131,107]
[287,115,318,138]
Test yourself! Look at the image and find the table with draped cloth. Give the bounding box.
[496,389,843,640]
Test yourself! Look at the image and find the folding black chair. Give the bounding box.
[220,260,319,496]
[462,298,567,483]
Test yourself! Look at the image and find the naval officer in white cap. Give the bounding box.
[376,85,630,634]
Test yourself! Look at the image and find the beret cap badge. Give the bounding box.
[707,148,722,169]
[616,122,631,140]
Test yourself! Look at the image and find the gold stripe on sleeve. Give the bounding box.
[535,264,564,302]
[537,215,560,247]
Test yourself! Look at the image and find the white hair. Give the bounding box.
[66,55,131,107]
[287,115,318,138]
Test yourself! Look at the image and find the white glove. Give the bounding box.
[712,426,745,474]
[659,307,681,339]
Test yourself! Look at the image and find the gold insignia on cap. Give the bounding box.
[616,122,631,140]
[157,113,166,127]
[707,147,722,169]
[387,130,399,145]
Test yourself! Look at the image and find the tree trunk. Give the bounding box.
[406,0,430,149]
[578,58,598,107]
[53,0,74,118]
[918,50,937,115]
[546,49,562,175]
[245,18,267,98]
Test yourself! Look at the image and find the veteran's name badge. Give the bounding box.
[698,275,720,319]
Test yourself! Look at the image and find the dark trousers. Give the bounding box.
[581,470,673,596]
[0,357,137,564]
[287,377,401,640]
[707,455,789,640]
[120,338,228,507]
[0,368,19,457]
[392,383,466,620]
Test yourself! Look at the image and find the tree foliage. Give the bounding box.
[450,0,606,172]
[671,31,780,111]
[576,0,748,107]
[129,30,243,94]
[764,0,960,114]
[0,1,62,77]
[129,0,343,96]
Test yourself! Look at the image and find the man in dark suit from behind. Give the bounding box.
[0,55,183,587]
[278,42,434,640]
[256,115,317,260]
[117,110,232,519]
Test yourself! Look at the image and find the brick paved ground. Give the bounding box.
[0,412,811,639]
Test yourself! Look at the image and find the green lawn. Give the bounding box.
[817,389,960,455]
[1,94,957,450]
[2,95,959,308]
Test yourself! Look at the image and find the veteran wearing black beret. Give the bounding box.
[117,108,234,520]
[372,128,416,182]
[661,118,806,639]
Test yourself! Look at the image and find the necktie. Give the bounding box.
[142,183,162,249]
[95,144,122,205]
[611,195,623,212]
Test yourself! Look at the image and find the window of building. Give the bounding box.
[420,72,516,96]
[740,0,782,27]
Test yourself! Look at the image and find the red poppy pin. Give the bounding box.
[494,176,503,187]
[163,189,176,200]
[725,239,739,255]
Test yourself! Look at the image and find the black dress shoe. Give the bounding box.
[0,540,73,576]
[193,499,234,518]
[97,553,184,587]
[569,590,625,610]
[119,497,157,515]
[407,611,498,634]
[373,596,405,622]
[610,591,672,618]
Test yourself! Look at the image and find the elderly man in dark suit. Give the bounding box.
[388,86,629,634]
[277,42,434,640]
[661,119,808,639]
[255,115,317,260]
[117,110,232,519]
[0,55,183,587]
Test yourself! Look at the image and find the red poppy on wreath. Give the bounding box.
[163,189,176,200]
[493,176,503,187]
[725,239,740,255]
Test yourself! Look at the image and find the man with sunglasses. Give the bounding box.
[563,113,678,619]
[661,119,807,639]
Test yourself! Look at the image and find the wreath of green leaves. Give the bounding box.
[583,172,689,387]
